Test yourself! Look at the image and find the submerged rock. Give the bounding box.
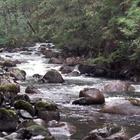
[8,68,26,81]
[103,80,135,93]
[27,125,54,140]
[25,85,41,94]
[83,124,128,140]
[42,69,64,83]
[60,65,74,74]
[73,88,105,105]
[48,57,64,64]
[101,99,140,115]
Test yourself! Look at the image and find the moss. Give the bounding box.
[0,84,20,93]
[35,101,58,112]
[27,125,54,139]
[14,100,35,116]
[87,56,110,65]
[0,108,17,119]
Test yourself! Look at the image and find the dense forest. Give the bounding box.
[0,1,140,140]
[0,0,140,80]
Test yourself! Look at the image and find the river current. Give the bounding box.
[0,44,140,140]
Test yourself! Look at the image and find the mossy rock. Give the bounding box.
[0,108,18,131]
[0,84,20,94]
[27,125,54,140]
[14,100,35,116]
[2,60,16,67]
[43,69,64,83]
[13,94,30,103]
[35,101,58,113]
[0,108,17,119]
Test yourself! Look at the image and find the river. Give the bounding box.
[0,43,140,140]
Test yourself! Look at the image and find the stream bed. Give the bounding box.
[0,44,140,140]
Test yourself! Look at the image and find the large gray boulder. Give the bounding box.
[42,69,64,83]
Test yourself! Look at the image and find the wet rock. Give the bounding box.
[48,57,63,64]
[35,100,58,112]
[0,84,20,94]
[48,121,76,138]
[83,124,128,140]
[0,74,20,103]
[0,108,18,131]
[78,64,107,77]
[0,48,4,53]
[103,80,135,93]
[14,100,35,116]
[101,99,140,115]
[27,125,54,140]
[68,71,80,76]
[35,100,60,122]
[2,60,16,67]
[4,132,19,140]
[42,49,59,58]
[8,68,26,81]
[43,69,64,83]
[65,57,83,66]
[129,98,140,106]
[19,110,33,119]
[38,110,60,122]
[0,84,20,102]
[130,133,140,140]
[13,94,30,103]
[59,65,74,74]
[25,85,41,94]
[20,52,32,55]
[73,88,105,105]
[32,74,42,79]
[16,128,32,139]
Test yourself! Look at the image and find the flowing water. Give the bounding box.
[0,44,140,140]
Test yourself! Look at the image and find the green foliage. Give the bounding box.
[0,0,140,66]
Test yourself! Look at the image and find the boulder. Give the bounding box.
[78,64,107,77]
[25,85,41,94]
[65,57,83,66]
[73,88,105,105]
[82,124,128,140]
[8,68,26,81]
[60,65,74,74]
[27,125,54,140]
[101,99,140,115]
[48,57,64,64]
[42,49,59,58]
[2,60,16,67]
[42,69,64,83]
[103,80,135,93]
[13,94,30,103]
[68,71,80,76]
[129,98,140,106]
[14,100,35,116]
[32,74,42,79]
[0,108,18,131]
[0,84,20,94]
[35,100,60,122]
